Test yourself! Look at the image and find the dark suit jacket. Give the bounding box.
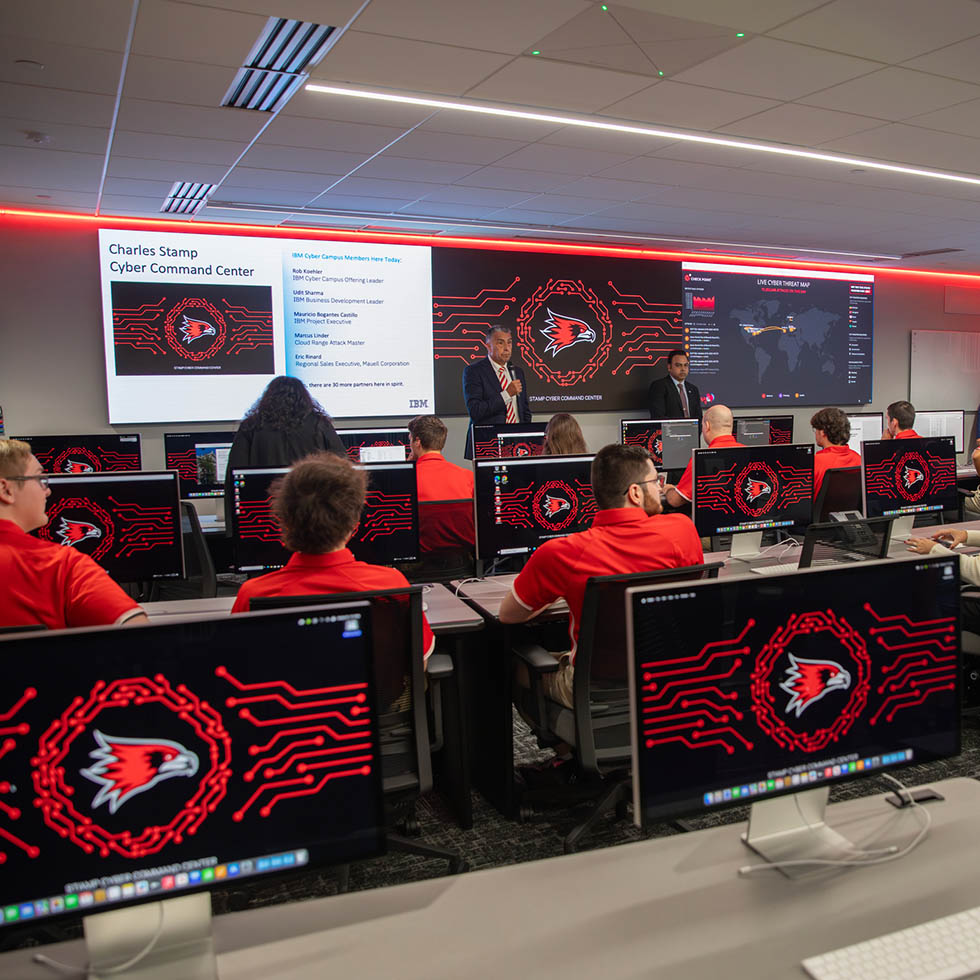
[462,357,532,458]
[647,375,702,426]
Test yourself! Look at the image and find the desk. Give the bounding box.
[6,777,980,979]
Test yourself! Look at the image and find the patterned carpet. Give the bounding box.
[6,715,979,952]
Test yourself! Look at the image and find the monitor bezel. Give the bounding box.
[626,555,962,827]
[15,432,144,472]
[860,435,958,520]
[914,409,966,454]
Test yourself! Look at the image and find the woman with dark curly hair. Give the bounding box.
[542,412,587,456]
[224,377,345,524]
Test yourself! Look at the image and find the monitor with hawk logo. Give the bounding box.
[862,436,957,540]
[473,453,597,562]
[34,471,183,582]
[471,422,548,460]
[626,556,961,870]
[231,461,420,573]
[0,603,385,951]
[14,433,142,473]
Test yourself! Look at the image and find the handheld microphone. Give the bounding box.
[507,361,516,376]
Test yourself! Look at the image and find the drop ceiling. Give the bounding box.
[4,0,980,269]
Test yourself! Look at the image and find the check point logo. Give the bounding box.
[164,298,227,361]
[533,479,579,531]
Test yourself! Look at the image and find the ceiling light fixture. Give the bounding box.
[305,82,980,189]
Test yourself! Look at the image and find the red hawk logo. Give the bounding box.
[180,315,217,344]
[542,494,571,518]
[63,460,94,474]
[653,437,663,458]
[779,654,852,718]
[902,464,924,489]
[56,517,102,547]
[540,309,597,357]
[80,730,200,815]
[743,477,772,503]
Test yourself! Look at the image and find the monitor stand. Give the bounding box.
[888,514,915,542]
[741,786,864,879]
[728,530,764,562]
[82,893,216,980]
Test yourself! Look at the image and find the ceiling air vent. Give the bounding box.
[161,181,215,214]
[222,18,335,112]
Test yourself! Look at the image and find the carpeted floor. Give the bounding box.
[6,714,979,952]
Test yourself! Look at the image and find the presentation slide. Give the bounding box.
[682,262,873,407]
[99,230,433,423]
[431,247,682,415]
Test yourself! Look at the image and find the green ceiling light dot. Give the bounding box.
[736,32,745,37]
[601,4,609,10]
[531,50,541,55]
[658,71,664,76]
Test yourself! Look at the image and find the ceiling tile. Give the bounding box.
[112,132,247,166]
[212,186,320,207]
[310,32,512,95]
[489,208,583,225]
[0,118,108,155]
[510,193,618,214]
[353,156,483,183]
[0,145,103,190]
[323,175,432,200]
[602,81,778,130]
[605,1,829,34]
[0,83,114,129]
[259,116,406,153]
[800,68,980,120]
[0,0,133,51]
[908,99,980,139]
[236,144,367,175]
[419,112,562,142]
[397,201,498,219]
[0,184,97,207]
[467,58,650,112]
[769,0,980,63]
[376,129,527,165]
[491,142,637,175]
[821,123,980,173]
[0,37,123,95]
[352,0,589,54]
[194,0,365,20]
[123,56,238,108]
[539,125,673,155]
[670,37,878,101]
[302,193,418,213]
[419,185,535,207]
[286,88,434,127]
[217,167,341,193]
[116,100,265,142]
[453,167,572,193]
[103,176,177,197]
[903,37,980,85]
[106,156,229,183]
[132,0,268,67]
[718,104,883,144]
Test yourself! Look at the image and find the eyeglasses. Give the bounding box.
[6,474,50,489]
[622,477,660,494]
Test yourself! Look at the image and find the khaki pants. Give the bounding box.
[541,652,575,709]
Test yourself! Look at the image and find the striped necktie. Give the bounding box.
[498,364,519,423]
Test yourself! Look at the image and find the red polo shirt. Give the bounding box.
[415,452,474,502]
[813,444,861,497]
[674,433,745,502]
[510,508,704,661]
[0,520,142,630]
[231,548,435,660]
[895,429,921,439]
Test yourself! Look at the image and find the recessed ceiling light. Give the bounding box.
[305,82,980,188]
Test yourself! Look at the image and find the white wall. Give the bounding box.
[2,220,978,482]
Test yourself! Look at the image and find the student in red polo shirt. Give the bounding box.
[811,407,861,497]
[231,452,435,661]
[883,400,920,439]
[499,443,703,708]
[408,414,474,502]
[663,403,744,508]
[0,438,146,630]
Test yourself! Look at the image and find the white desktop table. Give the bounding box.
[5,777,980,979]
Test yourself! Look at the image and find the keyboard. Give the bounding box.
[751,562,800,575]
[802,905,980,980]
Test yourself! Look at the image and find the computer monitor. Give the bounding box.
[337,427,411,463]
[862,436,958,539]
[0,604,384,972]
[472,422,548,459]
[620,418,700,470]
[627,556,961,875]
[914,410,965,453]
[164,430,236,497]
[15,433,142,473]
[733,415,794,446]
[231,461,420,572]
[845,412,884,454]
[692,443,814,560]
[473,453,596,561]
[34,471,183,581]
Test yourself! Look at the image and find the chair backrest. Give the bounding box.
[573,562,724,774]
[798,516,892,567]
[248,586,431,797]
[418,498,475,552]
[0,623,47,637]
[813,466,863,522]
[180,501,217,598]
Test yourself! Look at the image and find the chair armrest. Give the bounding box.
[958,487,975,498]
[512,641,560,674]
[426,652,454,681]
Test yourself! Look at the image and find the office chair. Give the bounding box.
[0,623,47,636]
[402,499,476,584]
[151,501,218,600]
[512,562,723,853]
[813,466,862,522]
[250,586,467,872]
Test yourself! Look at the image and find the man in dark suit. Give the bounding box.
[647,348,702,427]
[462,326,532,458]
